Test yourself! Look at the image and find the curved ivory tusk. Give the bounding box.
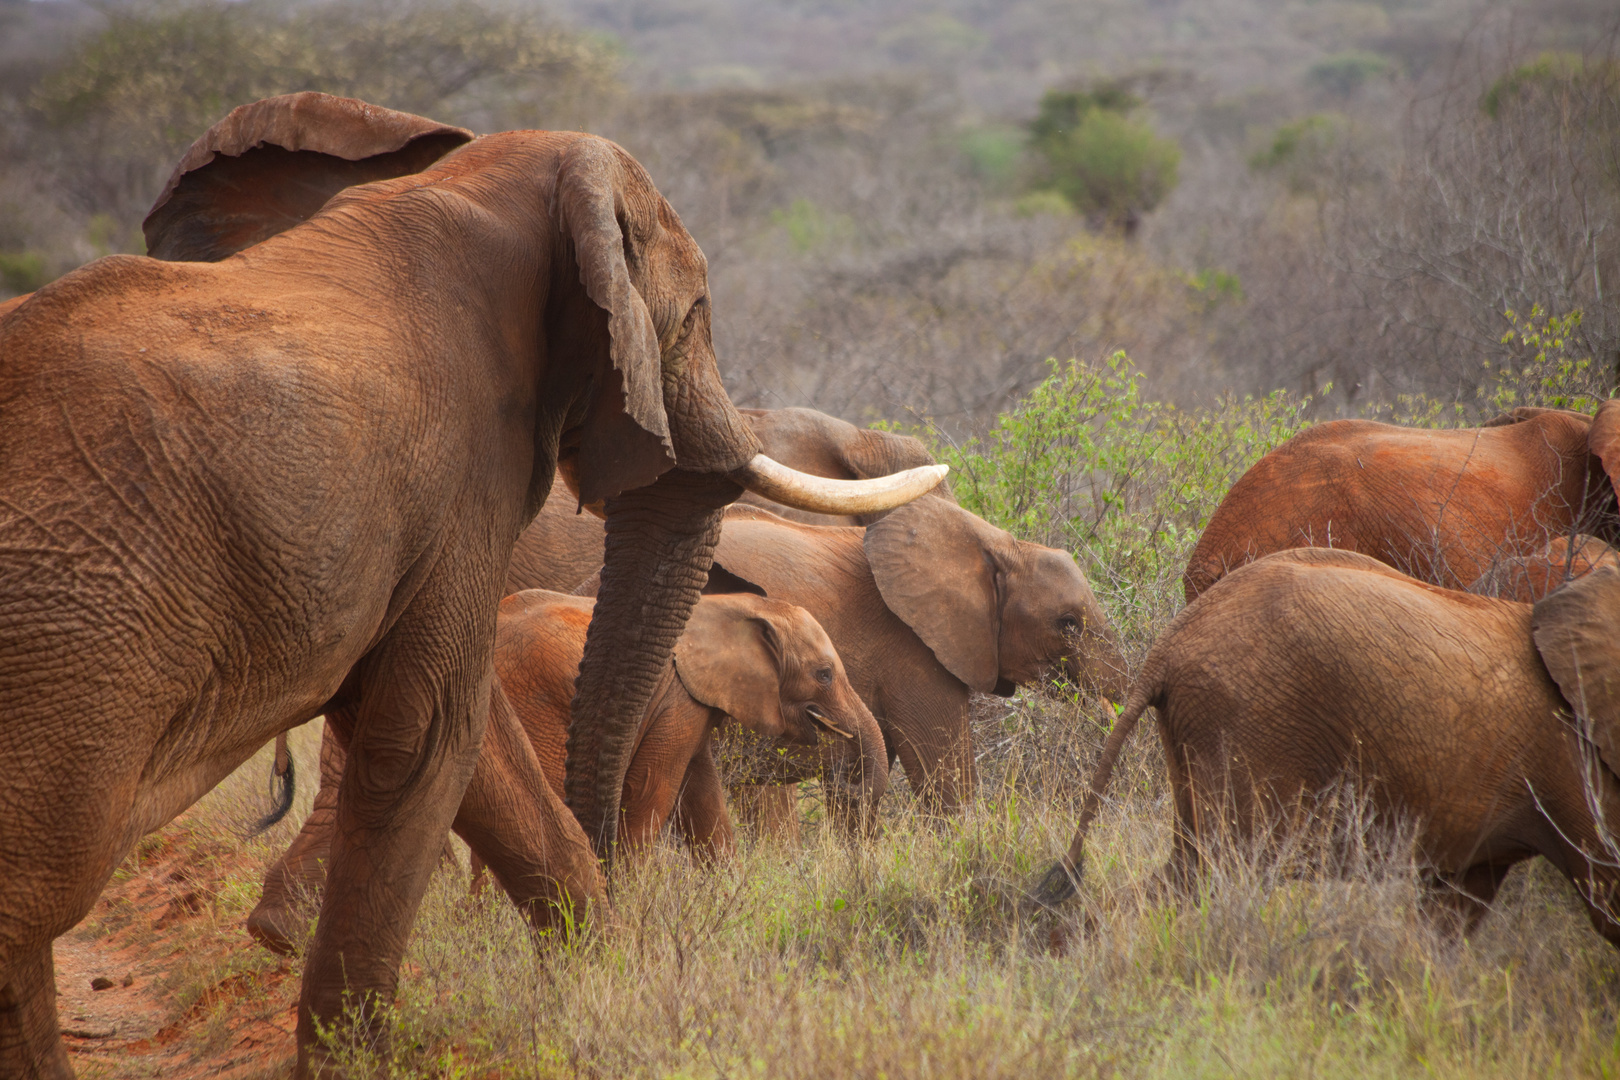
[735,454,948,515]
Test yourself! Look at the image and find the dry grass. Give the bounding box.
[249,692,1620,1079]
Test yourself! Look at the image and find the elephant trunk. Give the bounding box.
[1063,609,1131,704]
[821,688,889,838]
[566,468,741,856]
[567,339,940,859]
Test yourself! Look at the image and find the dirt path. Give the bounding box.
[53,825,300,1080]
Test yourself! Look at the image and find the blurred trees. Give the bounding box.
[1,0,1616,438]
[0,0,617,280]
[1026,84,1181,230]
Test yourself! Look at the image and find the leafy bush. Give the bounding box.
[1249,113,1350,194]
[922,352,1311,625]
[0,250,45,295]
[1480,51,1616,120]
[1306,51,1393,97]
[1367,305,1615,427]
[1026,84,1181,226]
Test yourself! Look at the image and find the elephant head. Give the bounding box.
[864,499,1129,701]
[674,594,887,829]
[1534,565,1620,803]
[143,92,945,856]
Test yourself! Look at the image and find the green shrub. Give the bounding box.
[959,125,1025,185]
[1249,113,1348,193]
[1306,51,1393,97]
[1366,305,1615,426]
[0,250,46,295]
[1027,84,1181,225]
[922,352,1311,624]
[1480,51,1615,120]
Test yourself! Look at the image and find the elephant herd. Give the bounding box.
[1040,400,1620,952]
[4,88,1620,1080]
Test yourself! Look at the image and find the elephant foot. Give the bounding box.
[0,946,73,1080]
[246,897,310,957]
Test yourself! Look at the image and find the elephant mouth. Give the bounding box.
[805,702,854,739]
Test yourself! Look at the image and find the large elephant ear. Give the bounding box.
[555,137,676,504]
[1533,564,1620,774]
[864,498,1003,692]
[672,596,786,734]
[1587,399,1620,503]
[143,92,472,262]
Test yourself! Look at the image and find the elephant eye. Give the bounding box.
[679,296,708,338]
[815,667,834,686]
[1058,614,1081,636]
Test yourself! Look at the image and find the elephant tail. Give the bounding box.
[1033,673,1158,907]
[251,732,297,835]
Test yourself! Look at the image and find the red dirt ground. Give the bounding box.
[54,822,300,1079]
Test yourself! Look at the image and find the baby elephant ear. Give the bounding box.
[672,596,786,734]
[1533,564,1620,774]
[143,92,472,261]
[864,498,1003,692]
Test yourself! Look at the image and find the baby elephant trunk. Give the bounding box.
[818,685,890,837]
[1062,613,1132,704]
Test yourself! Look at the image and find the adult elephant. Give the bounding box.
[1184,404,1620,601]
[505,405,957,593]
[248,588,886,952]
[672,501,1129,813]
[1039,548,1620,948]
[0,92,938,1079]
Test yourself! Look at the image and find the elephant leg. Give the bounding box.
[673,739,734,865]
[0,947,71,1080]
[1423,863,1511,938]
[248,722,345,955]
[730,785,801,845]
[884,684,973,815]
[450,682,605,937]
[296,588,493,1079]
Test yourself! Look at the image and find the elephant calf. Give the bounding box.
[1039,548,1620,947]
[249,590,885,953]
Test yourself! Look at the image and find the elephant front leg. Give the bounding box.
[672,736,735,864]
[888,686,974,815]
[0,947,72,1080]
[249,722,345,955]
[295,643,489,1077]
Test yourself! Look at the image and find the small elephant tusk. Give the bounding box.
[735,454,948,516]
[806,702,854,739]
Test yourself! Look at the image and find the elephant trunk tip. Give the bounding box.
[1032,857,1081,908]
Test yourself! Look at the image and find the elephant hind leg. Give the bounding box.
[0,946,72,1080]
[1421,862,1512,939]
